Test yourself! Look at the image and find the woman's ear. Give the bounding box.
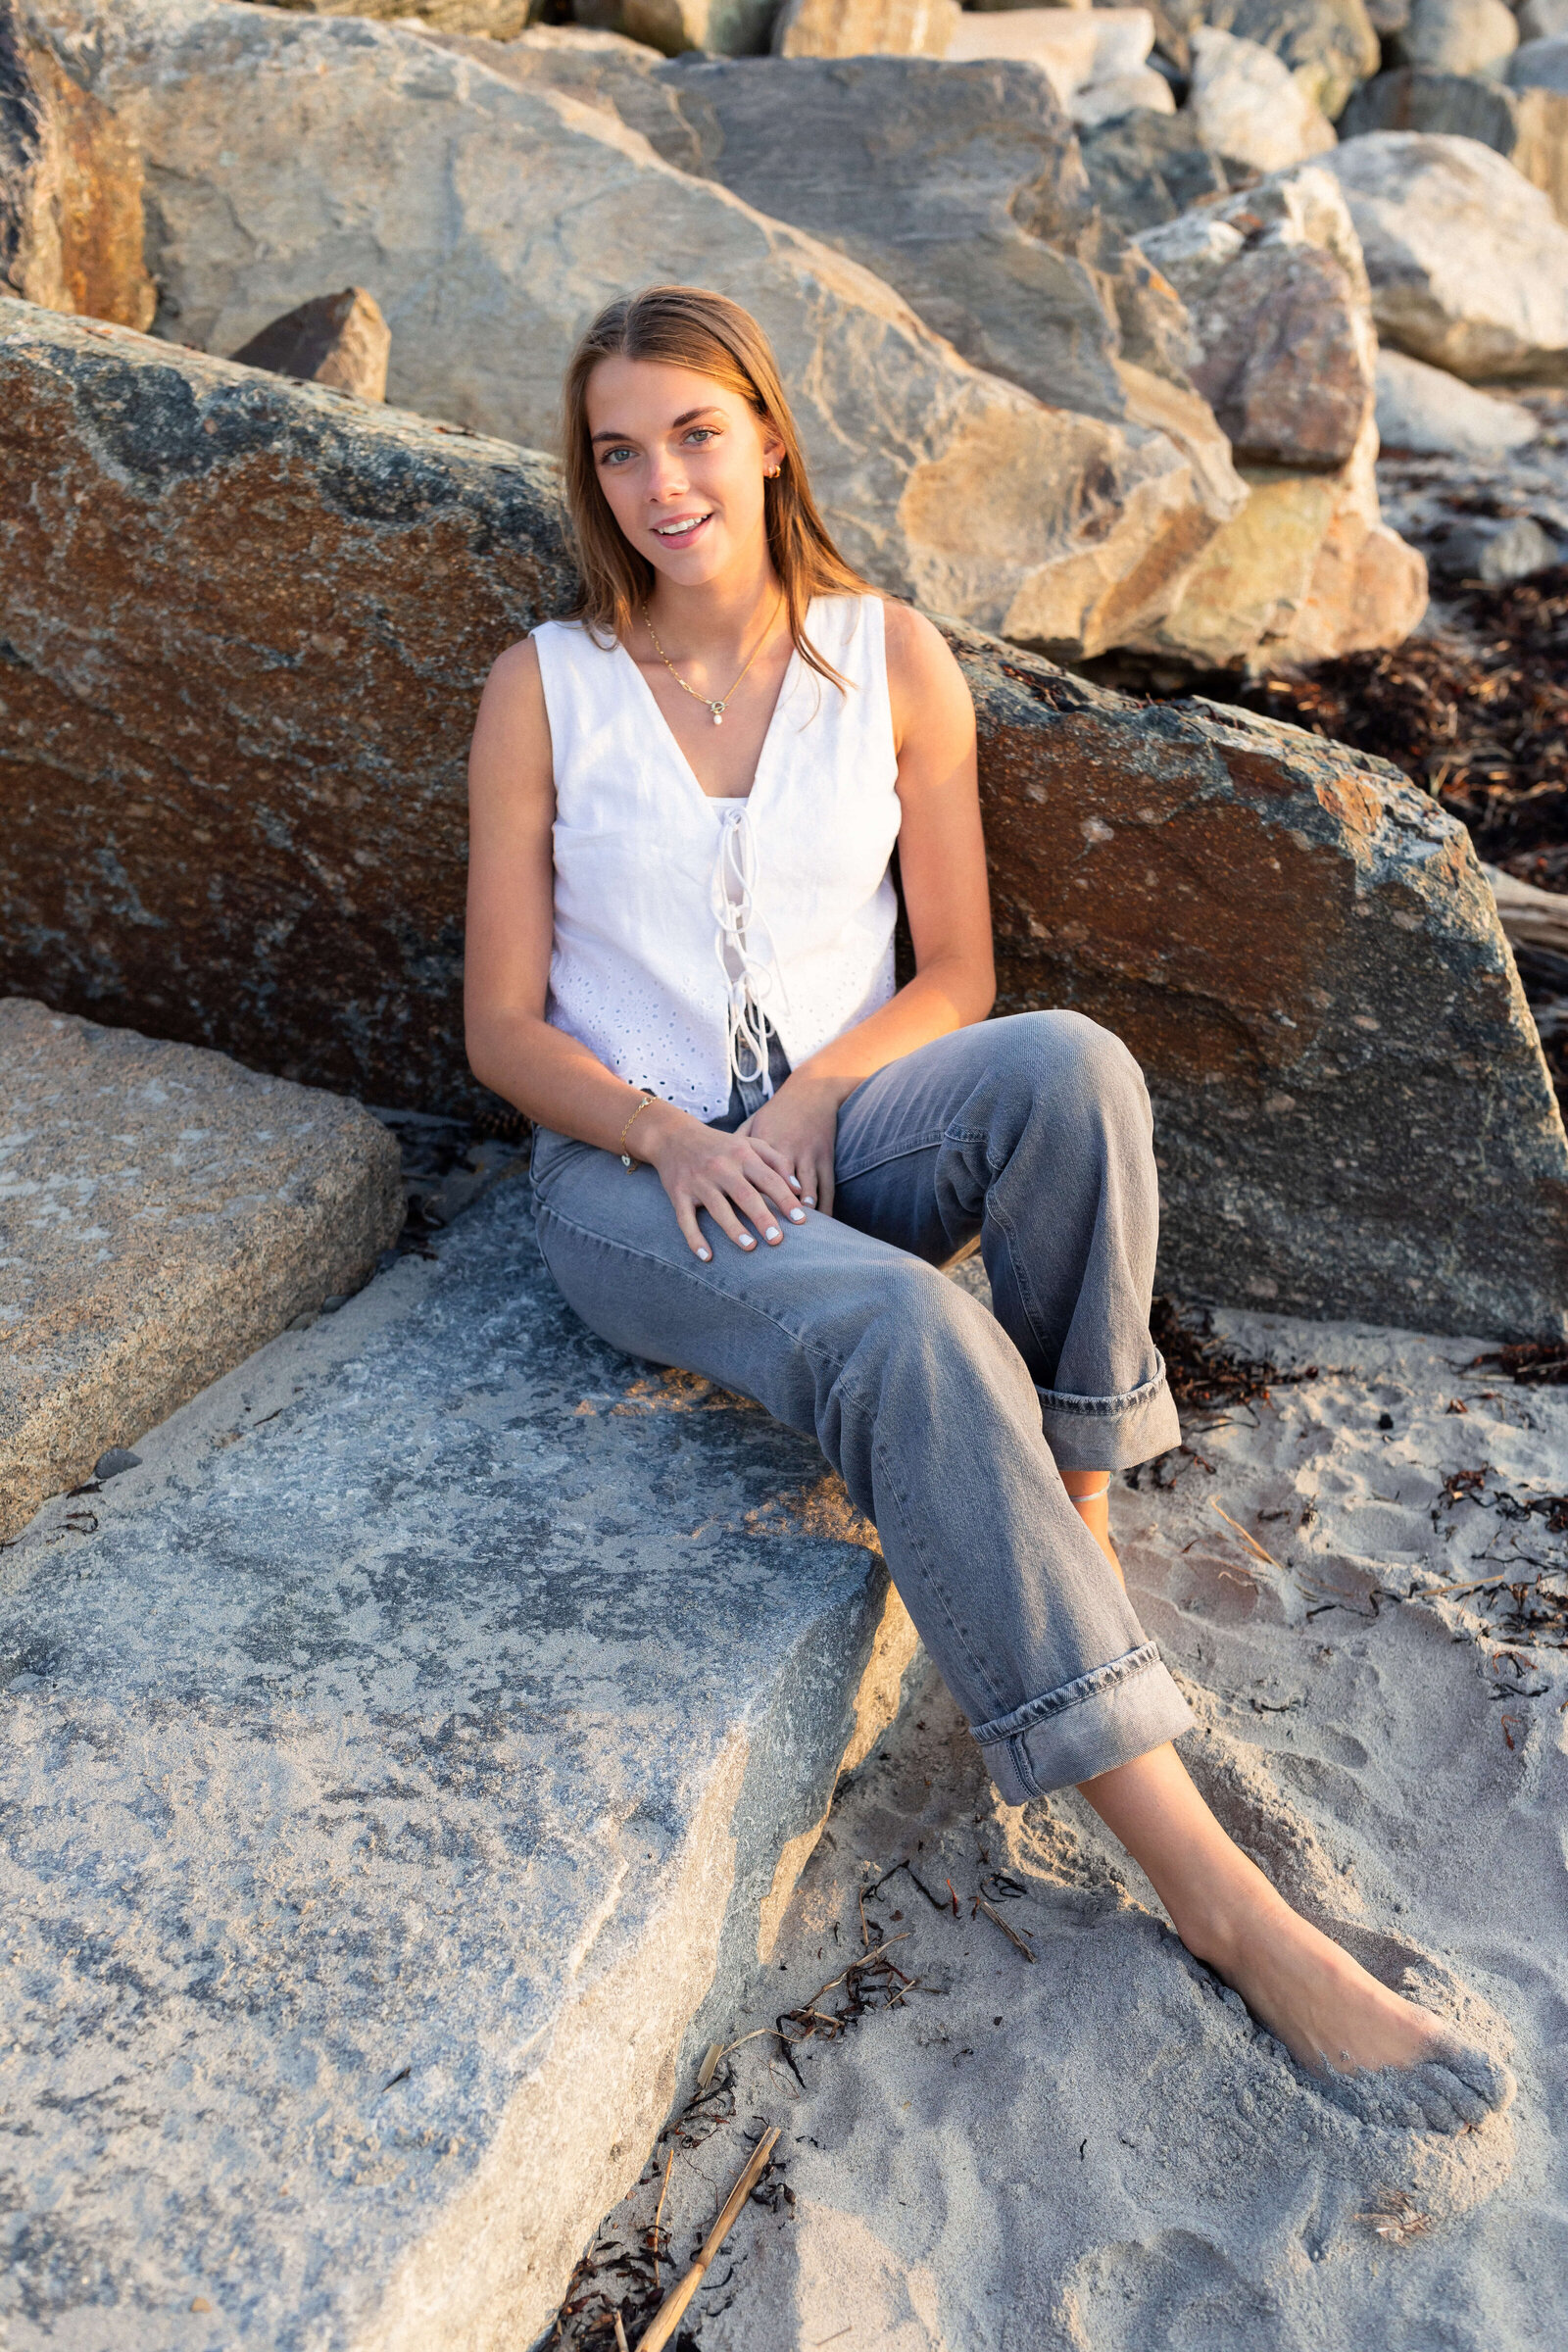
[761,421,786,478]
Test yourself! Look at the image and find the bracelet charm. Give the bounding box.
[618,1092,658,1167]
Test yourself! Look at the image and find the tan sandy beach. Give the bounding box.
[567,1301,1568,2351]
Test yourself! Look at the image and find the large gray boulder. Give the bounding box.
[0,1168,918,2349]
[3,306,1558,1338]
[1136,167,1375,467]
[1339,64,1568,220]
[0,998,404,1540]
[17,0,1240,661]
[1390,0,1519,74]
[1165,0,1380,116]
[592,53,1236,478]
[1323,129,1568,376]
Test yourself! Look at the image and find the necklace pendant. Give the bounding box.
[711,706,724,727]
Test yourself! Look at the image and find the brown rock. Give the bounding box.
[0,302,575,1118]
[231,286,391,403]
[3,305,1558,1339]
[0,997,404,1541]
[252,0,538,27]
[0,0,153,324]
[770,0,959,56]
[1137,168,1376,468]
[946,623,1568,1340]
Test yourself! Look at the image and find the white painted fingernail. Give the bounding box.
[698,1246,711,1261]
[789,1175,802,1189]
[765,1225,781,1242]
[789,1207,806,1223]
[740,1234,756,1249]
[803,1197,816,1207]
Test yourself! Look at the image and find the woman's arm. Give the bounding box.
[742,600,995,1213]
[465,637,805,1258]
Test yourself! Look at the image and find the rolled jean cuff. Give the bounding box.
[1037,1351,1181,1473]
[971,1643,1196,1803]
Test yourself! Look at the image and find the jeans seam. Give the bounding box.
[1036,1357,1171,1417]
[969,1642,1164,1747]
[835,1121,988,1187]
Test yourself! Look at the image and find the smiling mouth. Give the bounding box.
[651,511,712,545]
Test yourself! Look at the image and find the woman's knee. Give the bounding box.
[991,1009,1147,1126]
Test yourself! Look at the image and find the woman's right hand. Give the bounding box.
[637,1102,808,1262]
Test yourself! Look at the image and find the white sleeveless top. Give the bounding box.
[534,595,902,1121]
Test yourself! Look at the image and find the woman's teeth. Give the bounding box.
[653,513,710,541]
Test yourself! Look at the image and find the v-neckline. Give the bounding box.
[614,611,806,814]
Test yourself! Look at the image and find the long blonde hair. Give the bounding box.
[561,285,876,689]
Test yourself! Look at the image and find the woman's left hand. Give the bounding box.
[737,1073,844,1217]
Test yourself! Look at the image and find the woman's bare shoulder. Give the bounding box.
[469,632,553,802]
[879,598,974,741]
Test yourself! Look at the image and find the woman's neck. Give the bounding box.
[643,547,784,659]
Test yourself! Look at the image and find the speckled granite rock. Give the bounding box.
[945,623,1568,1340]
[0,1176,916,2349]
[0,998,403,1541]
[0,0,154,321]
[0,303,576,1115]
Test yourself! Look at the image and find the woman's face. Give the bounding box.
[585,356,784,589]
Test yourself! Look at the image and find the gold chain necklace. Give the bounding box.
[641,597,783,728]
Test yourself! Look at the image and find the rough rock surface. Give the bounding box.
[0,0,153,321]
[1188,24,1340,170]
[1339,66,1568,223]
[1126,167,1421,665]
[0,305,578,1116]
[1166,0,1380,115]
[0,1174,919,2349]
[1521,0,1568,38]
[1390,0,1519,74]
[231,285,390,402]
[0,998,403,1541]
[1136,167,1375,467]
[253,0,536,24]
[1069,63,1175,123]
[1376,344,1542,453]
[0,304,1553,1332]
[19,0,1234,659]
[945,621,1568,1338]
[770,0,957,55]
[1323,130,1568,378]
[596,51,1240,516]
[944,5,1155,93]
[1079,104,1235,229]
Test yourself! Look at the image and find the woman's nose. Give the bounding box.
[646,448,690,501]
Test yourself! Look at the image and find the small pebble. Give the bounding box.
[92,1447,141,1481]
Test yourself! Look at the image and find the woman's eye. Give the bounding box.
[683,427,717,446]
[600,446,635,467]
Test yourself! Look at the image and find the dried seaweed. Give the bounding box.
[1148,1298,1317,1418]
[1471,1340,1568,1390]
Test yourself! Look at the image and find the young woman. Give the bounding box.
[466,285,1508,2134]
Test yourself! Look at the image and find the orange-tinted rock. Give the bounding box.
[231,286,391,403]
[3,306,1563,1337]
[946,621,1568,1340]
[0,1,154,324]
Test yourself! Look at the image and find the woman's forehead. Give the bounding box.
[585,354,749,428]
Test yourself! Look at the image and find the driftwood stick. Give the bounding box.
[635,2127,781,2352]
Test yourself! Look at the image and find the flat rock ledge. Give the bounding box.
[0,1173,916,2350]
[0,998,404,1541]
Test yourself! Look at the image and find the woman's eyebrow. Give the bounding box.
[591,406,725,445]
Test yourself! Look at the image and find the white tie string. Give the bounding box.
[710,806,788,1097]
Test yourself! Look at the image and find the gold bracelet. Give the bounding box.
[617,1092,658,1168]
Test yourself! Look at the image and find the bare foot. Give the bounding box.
[1079,1744,1514,2133]
[1064,1478,1124,1588]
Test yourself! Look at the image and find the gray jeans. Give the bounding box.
[529,1011,1192,1802]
